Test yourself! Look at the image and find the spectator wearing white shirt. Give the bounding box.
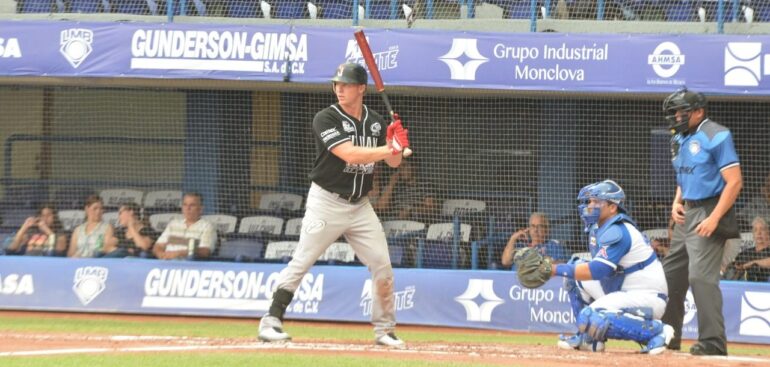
[153,192,216,260]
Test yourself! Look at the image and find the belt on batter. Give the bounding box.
[313,183,365,204]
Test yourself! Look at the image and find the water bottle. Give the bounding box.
[187,238,195,260]
[45,234,56,256]
[95,234,104,256]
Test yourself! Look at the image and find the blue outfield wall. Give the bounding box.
[0,257,768,345]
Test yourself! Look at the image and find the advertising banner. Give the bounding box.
[1,257,768,344]
[2,21,770,94]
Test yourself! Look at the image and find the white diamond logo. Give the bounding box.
[439,38,489,81]
[454,279,503,322]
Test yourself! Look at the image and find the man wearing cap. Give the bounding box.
[257,63,410,348]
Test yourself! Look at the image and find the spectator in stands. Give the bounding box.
[153,192,216,260]
[650,219,675,259]
[6,203,68,256]
[738,172,770,230]
[68,195,117,258]
[103,203,156,258]
[501,212,569,268]
[369,168,399,217]
[729,216,770,282]
[392,160,439,223]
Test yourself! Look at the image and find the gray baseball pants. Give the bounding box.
[275,182,396,338]
[662,203,727,353]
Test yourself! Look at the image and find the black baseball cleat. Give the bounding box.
[689,343,727,356]
[666,340,681,351]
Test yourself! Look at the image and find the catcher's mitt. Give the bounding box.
[513,247,553,289]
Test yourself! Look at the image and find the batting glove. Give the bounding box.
[386,116,404,142]
[389,128,410,155]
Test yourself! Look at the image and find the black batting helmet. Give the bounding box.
[663,87,707,135]
[331,63,367,85]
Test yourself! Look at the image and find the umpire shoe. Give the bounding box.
[557,333,605,352]
[376,332,406,349]
[258,316,291,342]
[689,343,727,356]
[641,325,674,355]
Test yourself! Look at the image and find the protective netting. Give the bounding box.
[1,84,768,269]
[6,0,765,23]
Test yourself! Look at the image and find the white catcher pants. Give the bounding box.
[275,182,396,337]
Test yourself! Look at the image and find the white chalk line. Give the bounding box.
[0,335,767,364]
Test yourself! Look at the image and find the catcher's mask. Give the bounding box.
[331,62,367,88]
[663,87,707,135]
[577,180,626,231]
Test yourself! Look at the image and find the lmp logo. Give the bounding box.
[648,42,685,78]
[454,279,503,322]
[724,42,767,87]
[60,28,93,69]
[72,266,108,305]
[439,38,489,81]
[739,291,770,337]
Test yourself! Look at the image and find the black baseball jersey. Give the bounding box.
[309,103,387,201]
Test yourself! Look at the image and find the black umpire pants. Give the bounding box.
[661,199,728,354]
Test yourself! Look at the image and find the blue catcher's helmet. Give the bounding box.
[577,180,626,230]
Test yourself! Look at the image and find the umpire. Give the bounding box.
[661,88,742,356]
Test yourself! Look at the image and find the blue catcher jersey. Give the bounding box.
[587,215,667,294]
[672,119,740,200]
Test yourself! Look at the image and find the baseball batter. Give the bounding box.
[258,63,409,348]
[517,180,673,354]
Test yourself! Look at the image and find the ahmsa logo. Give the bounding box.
[439,39,489,81]
[454,279,503,322]
[73,266,108,305]
[60,28,93,68]
[648,42,685,78]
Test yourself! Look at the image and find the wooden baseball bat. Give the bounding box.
[353,29,413,157]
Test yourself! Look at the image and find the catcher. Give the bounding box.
[514,180,674,354]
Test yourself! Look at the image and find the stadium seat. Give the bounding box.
[19,0,61,13]
[227,0,261,17]
[149,212,183,232]
[59,209,86,231]
[753,1,770,22]
[52,186,96,210]
[264,240,299,262]
[368,2,392,19]
[441,199,487,217]
[740,231,754,247]
[144,190,182,212]
[238,215,284,235]
[320,241,356,264]
[202,214,238,234]
[103,211,119,227]
[417,222,472,269]
[275,0,306,18]
[642,228,669,241]
[382,220,426,238]
[259,192,303,212]
[665,0,694,21]
[70,0,107,13]
[319,1,351,18]
[114,0,154,15]
[0,208,36,230]
[218,235,264,262]
[100,188,143,209]
[283,217,303,240]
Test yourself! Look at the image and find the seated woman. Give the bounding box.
[68,195,117,258]
[6,203,68,256]
[731,216,770,282]
[103,203,156,258]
